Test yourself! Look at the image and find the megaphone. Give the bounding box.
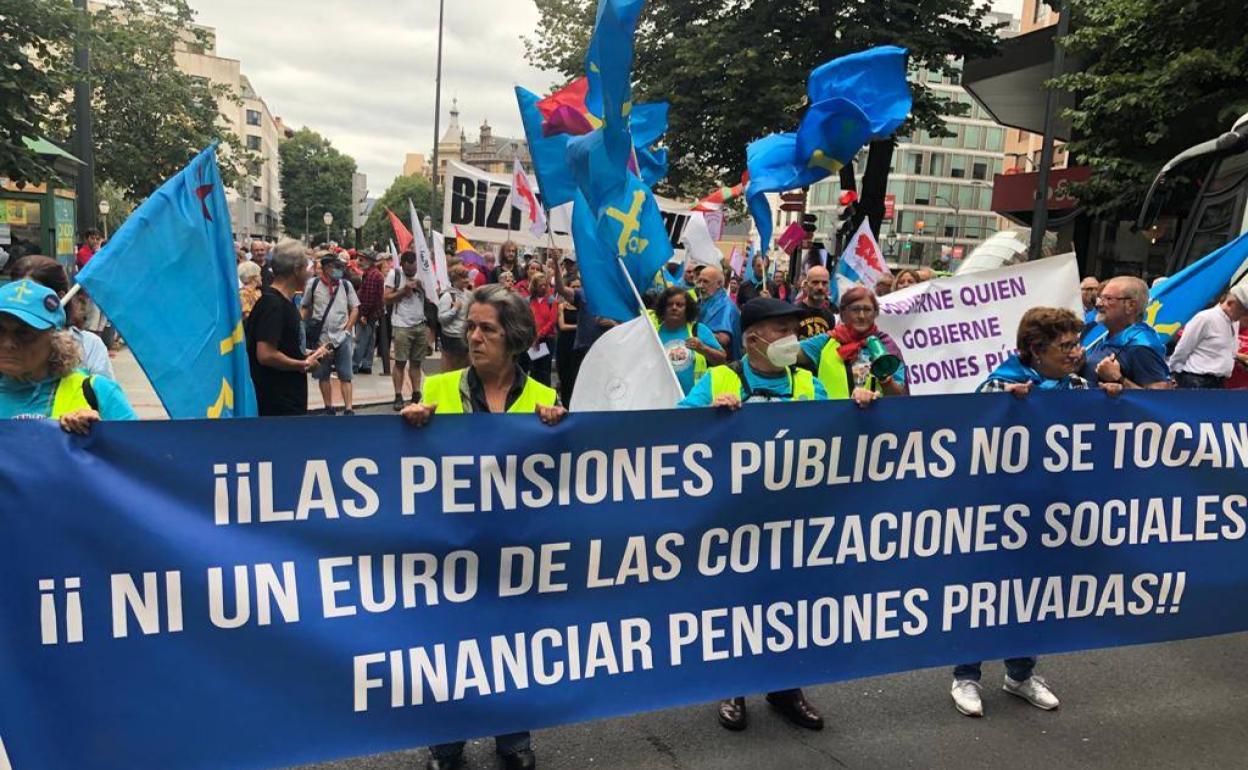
[865,336,901,380]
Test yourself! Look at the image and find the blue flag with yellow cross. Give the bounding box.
[76,144,257,418]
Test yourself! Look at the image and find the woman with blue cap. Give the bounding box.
[0,279,135,432]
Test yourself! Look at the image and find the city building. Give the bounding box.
[402,153,431,179]
[173,25,284,241]
[429,99,530,190]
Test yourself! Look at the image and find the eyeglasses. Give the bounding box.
[1099,294,1132,303]
[1050,340,1081,353]
[843,305,875,315]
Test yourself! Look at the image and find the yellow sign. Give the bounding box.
[7,201,27,226]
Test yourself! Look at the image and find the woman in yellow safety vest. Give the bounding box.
[650,286,727,395]
[400,285,559,770]
[798,285,907,405]
[402,284,566,426]
[0,279,136,432]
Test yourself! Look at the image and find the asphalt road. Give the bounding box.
[298,632,1248,770]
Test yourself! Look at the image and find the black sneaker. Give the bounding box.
[392,395,405,411]
[411,392,422,406]
[325,406,338,416]
[343,409,355,416]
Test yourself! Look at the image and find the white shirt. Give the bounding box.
[387,269,427,329]
[72,328,114,379]
[1169,305,1238,377]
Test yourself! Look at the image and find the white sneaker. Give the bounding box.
[951,679,983,717]
[1003,674,1060,710]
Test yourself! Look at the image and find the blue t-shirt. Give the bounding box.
[699,289,742,360]
[1083,323,1171,386]
[800,333,908,385]
[657,321,723,394]
[0,371,137,421]
[679,356,829,407]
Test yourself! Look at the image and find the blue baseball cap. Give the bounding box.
[0,279,66,331]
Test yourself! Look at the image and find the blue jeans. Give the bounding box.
[352,320,376,372]
[431,731,530,760]
[954,657,1037,682]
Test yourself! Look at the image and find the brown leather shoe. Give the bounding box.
[766,689,824,730]
[717,696,747,731]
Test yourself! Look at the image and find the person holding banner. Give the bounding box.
[975,307,1110,396]
[0,279,135,431]
[677,298,827,732]
[798,286,906,404]
[652,286,726,395]
[1084,276,1173,390]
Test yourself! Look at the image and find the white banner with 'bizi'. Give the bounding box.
[442,160,695,258]
[876,253,1083,395]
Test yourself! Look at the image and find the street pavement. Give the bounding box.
[299,632,1248,769]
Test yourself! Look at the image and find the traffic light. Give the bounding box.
[801,213,819,234]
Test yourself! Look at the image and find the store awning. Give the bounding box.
[962,25,1080,141]
[990,165,1092,227]
[22,136,85,165]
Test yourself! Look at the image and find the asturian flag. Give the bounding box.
[509,158,548,237]
[838,219,891,292]
[76,144,256,418]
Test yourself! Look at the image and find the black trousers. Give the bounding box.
[1175,371,1226,389]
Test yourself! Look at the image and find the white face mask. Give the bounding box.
[763,334,801,367]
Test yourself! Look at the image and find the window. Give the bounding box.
[950,155,967,179]
[887,179,904,198]
[929,153,945,176]
[248,160,262,176]
[959,185,976,210]
[926,69,943,84]
[985,127,1004,152]
[964,125,983,150]
[910,153,923,174]
[978,187,993,210]
[944,223,957,238]
[253,212,264,225]
[899,211,916,233]
[914,182,931,206]
[936,183,953,206]
[992,158,1004,176]
[971,161,989,181]
[251,185,262,202]
[246,109,261,126]
[1033,1,1049,24]
[246,135,262,151]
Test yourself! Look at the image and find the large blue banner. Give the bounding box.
[3,392,1248,769]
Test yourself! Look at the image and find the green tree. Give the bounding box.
[279,127,357,241]
[360,174,433,249]
[81,0,254,197]
[0,0,76,183]
[5,1,253,195]
[1055,0,1248,217]
[525,0,1001,234]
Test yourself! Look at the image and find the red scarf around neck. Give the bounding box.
[831,323,880,362]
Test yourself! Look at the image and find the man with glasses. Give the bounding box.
[1168,282,1248,389]
[678,298,829,734]
[1083,276,1172,389]
[1079,276,1101,327]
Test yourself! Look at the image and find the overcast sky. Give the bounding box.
[194,0,1023,196]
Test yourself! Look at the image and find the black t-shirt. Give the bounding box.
[245,286,307,416]
[796,303,837,340]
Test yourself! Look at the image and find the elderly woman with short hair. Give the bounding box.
[238,260,263,319]
[400,284,561,770]
[0,279,135,432]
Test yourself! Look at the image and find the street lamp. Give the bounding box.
[304,202,333,243]
[323,211,334,244]
[97,199,111,240]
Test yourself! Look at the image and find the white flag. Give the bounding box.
[408,199,439,299]
[431,230,450,291]
[509,159,548,237]
[570,316,684,412]
[679,212,723,268]
[838,219,891,291]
